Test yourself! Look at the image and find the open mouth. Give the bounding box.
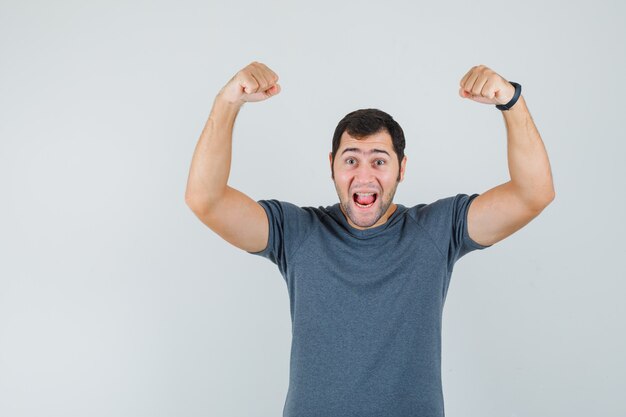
[353,192,377,209]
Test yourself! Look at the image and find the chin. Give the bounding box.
[337,186,395,228]
[344,200,384,228]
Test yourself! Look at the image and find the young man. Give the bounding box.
[185,61,555,417]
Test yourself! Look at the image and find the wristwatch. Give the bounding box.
[496,81,522,111]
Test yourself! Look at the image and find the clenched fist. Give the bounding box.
[459,64,516,106]
[218,61,281,105]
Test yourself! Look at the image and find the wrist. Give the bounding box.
[212,92,244,119]
[501,95,530,126]
[496,81,522,111]
[215,89,245,108]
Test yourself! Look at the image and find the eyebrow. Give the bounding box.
[340,148,390,157]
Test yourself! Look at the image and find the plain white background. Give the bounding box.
[1,0,625,416]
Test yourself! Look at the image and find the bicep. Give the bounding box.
[188,185,269,253]
[467,181,546,247]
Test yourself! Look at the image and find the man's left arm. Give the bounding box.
[458,65,556,247]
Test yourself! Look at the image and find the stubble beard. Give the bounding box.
[336,180,399,228]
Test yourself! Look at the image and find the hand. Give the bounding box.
[459,65,516,105]
[218,61,281,105]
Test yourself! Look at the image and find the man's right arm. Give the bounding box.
[184,62,281,253]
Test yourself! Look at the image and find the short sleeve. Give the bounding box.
[450,193,492,264]
[246,199,315,277]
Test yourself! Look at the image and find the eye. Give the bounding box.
[375,159,386,166]
[346,158,356,165]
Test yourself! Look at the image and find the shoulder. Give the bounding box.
[257,199,330,227]
[405,193,478,221]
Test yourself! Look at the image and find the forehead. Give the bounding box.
[338,130,395,154]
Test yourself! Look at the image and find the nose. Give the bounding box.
[354,163,376,184]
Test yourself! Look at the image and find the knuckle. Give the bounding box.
[245,79,258,90]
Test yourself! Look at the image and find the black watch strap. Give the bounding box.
[496,81,522,111]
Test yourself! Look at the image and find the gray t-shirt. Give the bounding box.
[247,193,491,417]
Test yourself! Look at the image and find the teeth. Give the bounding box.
[355,192,375,196]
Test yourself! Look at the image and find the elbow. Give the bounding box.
[185,195,210,214]
[185,191,224,214]
[184,191,196,208]
[520,185,555,213]
[545,184,556,205]
[534,187,556,211]
[511,179,555,212]
[184,194,195,209]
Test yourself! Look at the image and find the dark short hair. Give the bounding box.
[331,108,406,181]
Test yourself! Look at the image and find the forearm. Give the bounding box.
[502,95,555,210]
[184,94,243,209]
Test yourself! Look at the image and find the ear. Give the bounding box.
[399,155,407,182]
[328,152,333,176]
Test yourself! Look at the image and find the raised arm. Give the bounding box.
[458,65,555,247]
[184,61,281,252]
